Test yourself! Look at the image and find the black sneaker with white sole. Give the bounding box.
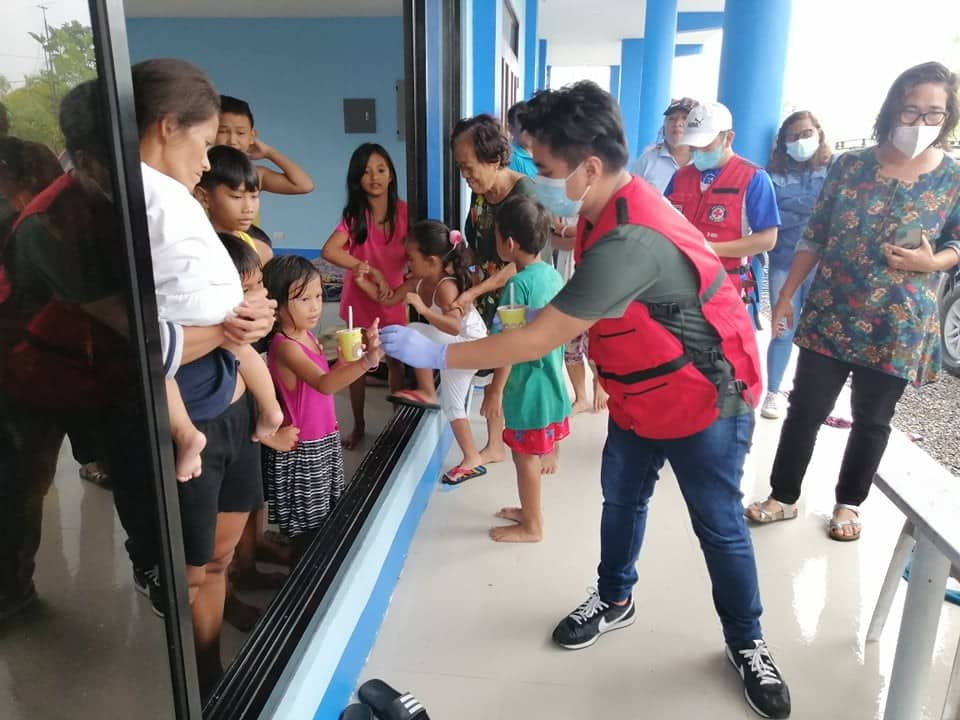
[726,639,791,719]
[552,587,636,650]
[133,565,166,618]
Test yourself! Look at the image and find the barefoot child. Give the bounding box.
[356,220,488,485]
[262,256,383,560]
[488,195,570,543]
[321,144,409,450]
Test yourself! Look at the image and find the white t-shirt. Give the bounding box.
[141,162,242,327]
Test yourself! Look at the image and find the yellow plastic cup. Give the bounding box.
[336,327,364,361]
[497,304,527,330]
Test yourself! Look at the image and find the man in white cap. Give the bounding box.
[666,102,780,328]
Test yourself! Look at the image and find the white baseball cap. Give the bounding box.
[680,102,733,148]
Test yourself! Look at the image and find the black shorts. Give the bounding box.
[177,393,264,567]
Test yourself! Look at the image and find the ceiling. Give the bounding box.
[539,0,724,66]
[123,0,402,18]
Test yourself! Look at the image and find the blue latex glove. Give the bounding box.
[381,325,448,369]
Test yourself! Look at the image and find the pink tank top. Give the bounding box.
[267,333,339,441]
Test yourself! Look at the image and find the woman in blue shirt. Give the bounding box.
[759,111,833,420]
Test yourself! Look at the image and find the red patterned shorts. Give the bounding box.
[503,418,570,456]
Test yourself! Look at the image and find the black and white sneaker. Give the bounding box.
[552,587,636,650]
[726,639,791,719]
[133,565,165,618]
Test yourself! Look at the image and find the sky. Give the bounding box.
[1,0,92,87]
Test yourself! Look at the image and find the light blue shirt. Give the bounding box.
[508,144,538,179]
[630,144,686,193]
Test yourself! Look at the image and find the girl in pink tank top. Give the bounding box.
[261,256,384,559]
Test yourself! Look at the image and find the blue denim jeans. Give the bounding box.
[766,264,815,393]
[597,414,763,646]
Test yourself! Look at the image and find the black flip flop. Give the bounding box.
[341,704,375,720]
[358,679,430,720]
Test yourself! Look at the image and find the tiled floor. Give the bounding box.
[358,363,960,719]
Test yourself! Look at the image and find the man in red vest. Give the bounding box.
[665,102,780,329]
[382,82,791,719]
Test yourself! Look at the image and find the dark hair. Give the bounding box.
[767,110,833,174]
[450,114,512,167]
[873,61,959,147]
[247,223,273,248]
[0,137,63,198]
[219,95,255,127]
[406,219,474,294]
[342,143,400,247]
[523,81,629,171]
[199,145,260,192]
[131,58,220,138]
[262,255,323,336]
[507,101,528,131]
[495,194,550,255]
[59,80,109,161]
[0,102,8,136]
[218,232,262,277]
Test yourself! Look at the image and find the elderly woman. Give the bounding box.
[746,62,960,541]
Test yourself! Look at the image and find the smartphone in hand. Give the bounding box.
[893,226,923,250]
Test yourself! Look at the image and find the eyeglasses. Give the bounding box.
[898,109,948,126]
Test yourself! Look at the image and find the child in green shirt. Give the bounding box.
[487,195,571,543]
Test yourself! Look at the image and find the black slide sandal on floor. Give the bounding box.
[358,679,430,720]
[340,703,375,720]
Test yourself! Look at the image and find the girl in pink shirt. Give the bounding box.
[321,144,408,450]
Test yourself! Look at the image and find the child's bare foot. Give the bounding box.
[479,443,506,465]
[495,507,524,523]
[490,523,543,543]
[224,590,261,632]
[342,424,365,450]
[254,405,285,442]
[571,397,591,415]
[593,380,609,412]
[541,450,559,475]
[173,427,207,481]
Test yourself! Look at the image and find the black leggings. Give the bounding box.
[769,349,907,507]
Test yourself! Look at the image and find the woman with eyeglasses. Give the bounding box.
[757,111,833,421]
[746,62,960,542]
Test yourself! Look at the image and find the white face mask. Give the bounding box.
[785,135,819,162]
[891,124,941,159]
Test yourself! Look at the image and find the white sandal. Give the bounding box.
[828,503,862,542]
[745,498,798,524]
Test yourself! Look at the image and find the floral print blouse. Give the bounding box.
[794,148,960,386]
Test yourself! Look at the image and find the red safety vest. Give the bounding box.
[578,176,762,439]
[667,154,757,294]
[1,172,120,410]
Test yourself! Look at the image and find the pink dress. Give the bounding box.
[262,332,344,537]
[336,200,409,328]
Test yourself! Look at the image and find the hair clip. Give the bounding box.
[449,229,463,246]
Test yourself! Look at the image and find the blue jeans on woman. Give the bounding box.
[597,413,763,647]
[766,264,816,393]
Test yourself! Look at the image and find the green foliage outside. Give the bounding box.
[0,21,97,152]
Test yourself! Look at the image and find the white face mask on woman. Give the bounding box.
[891,124,941,159]
[785,135,819,162]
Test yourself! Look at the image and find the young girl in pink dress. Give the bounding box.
[321,144,408,450]
[261,255,383,560]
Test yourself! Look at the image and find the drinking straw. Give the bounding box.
[348,305,354,331]
[509,284,515,307]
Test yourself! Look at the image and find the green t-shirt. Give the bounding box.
[498,261,571,430]
[551,225,750,418]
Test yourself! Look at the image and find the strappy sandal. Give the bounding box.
[828,503,862,542]
[744,498,798,524]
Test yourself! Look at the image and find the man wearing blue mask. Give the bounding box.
[380,81,792,720]
[666,102,780,329]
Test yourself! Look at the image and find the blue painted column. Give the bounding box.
[619,39,644,158]
[536,39,547,91]
[609,65,621,100]
[636,0,678,153]
[717,0,792,164]
[472,0,499,115]
[523,0,539,98]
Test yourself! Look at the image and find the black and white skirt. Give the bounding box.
[263,431,345,538]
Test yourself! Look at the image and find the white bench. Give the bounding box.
[868,430,960,720]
